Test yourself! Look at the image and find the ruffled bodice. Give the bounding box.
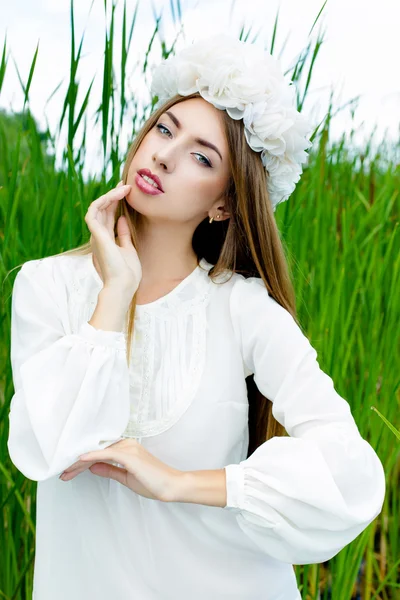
[63,254,217,439]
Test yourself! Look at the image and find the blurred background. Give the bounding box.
[0,1,399,598]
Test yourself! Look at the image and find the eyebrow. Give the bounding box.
[164,111,223,161]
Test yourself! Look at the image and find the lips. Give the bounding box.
[137,168,164,192]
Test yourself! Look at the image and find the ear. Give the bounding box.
[211,194,231,222]
[217,209,231,222]
[217,196,231,222]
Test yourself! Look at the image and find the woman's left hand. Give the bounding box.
[59,439,183,502]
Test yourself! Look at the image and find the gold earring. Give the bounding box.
[209,214,221,224]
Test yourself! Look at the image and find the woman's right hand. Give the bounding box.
[85,182,142,292]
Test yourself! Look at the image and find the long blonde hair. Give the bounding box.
[11,92,305,456]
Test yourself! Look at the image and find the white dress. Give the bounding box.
[7,253,385,600]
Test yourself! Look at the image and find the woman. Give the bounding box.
[7,34,385,599]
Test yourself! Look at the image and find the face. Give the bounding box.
[125,97,231,226]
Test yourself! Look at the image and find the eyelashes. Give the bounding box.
[155,123,212,167]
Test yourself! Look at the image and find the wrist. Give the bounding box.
[169,469,227,507]
[89,286,133,333]
[101,284,135,303]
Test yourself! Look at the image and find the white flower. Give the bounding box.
[150,33,314,210]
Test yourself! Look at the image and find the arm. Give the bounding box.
[171,469,227,507]
[221,276,386,565]
[173,277,386,566]
[7,257,133,482]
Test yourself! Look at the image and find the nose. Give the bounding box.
[153,154,167,170]
[152,142,178,171]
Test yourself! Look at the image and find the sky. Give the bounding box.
[1,0,399,177]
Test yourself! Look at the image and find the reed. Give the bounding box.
[0,1,398,598]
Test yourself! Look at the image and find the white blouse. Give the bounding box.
[7,252,385,600]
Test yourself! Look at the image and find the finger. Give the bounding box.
[105,194,121,236]
[60,458,116,481]
[87,185,132,216]
[89,464,159,500]
[116,180,124,187]
[85,188,131,236]
[89,193,130,235]
[79,439,129,461]
[89,463,157,500]
[81,449,130,472]
[60,467,88,481]
[62,459,96,474]
[117,216,135,249]
[101,185,131,209]
[80,449,118,463]
[100,182,132,202]
[62,459,82,472]
[94,188,131,213]
[90,462,128,486]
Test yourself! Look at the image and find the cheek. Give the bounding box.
[127,137,152,173]
[179,176,214,205]
[126,159,139,182]
[192,177,222,205]
[172,172,223,218]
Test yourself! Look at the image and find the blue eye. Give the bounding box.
[156,123,212,167]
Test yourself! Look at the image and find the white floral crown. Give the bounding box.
[150,33,314,211]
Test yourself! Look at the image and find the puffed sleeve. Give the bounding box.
[7,258,131,482]
[224,276,386,565]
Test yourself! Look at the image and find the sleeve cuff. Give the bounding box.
[78,321,127,350]
[224,463,245,510]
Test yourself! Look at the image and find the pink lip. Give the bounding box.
[137,168,164,192]
[134,172,164,195]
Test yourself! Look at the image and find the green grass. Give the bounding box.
[0,1,399,598]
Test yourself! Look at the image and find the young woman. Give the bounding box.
[8,34,385,599]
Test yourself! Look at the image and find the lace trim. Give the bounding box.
[122,292,210,437]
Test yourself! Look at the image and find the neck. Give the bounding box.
[136,222,199,284]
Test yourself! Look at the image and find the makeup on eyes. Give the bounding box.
[156,122,213,167]
[163,110,223,161]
